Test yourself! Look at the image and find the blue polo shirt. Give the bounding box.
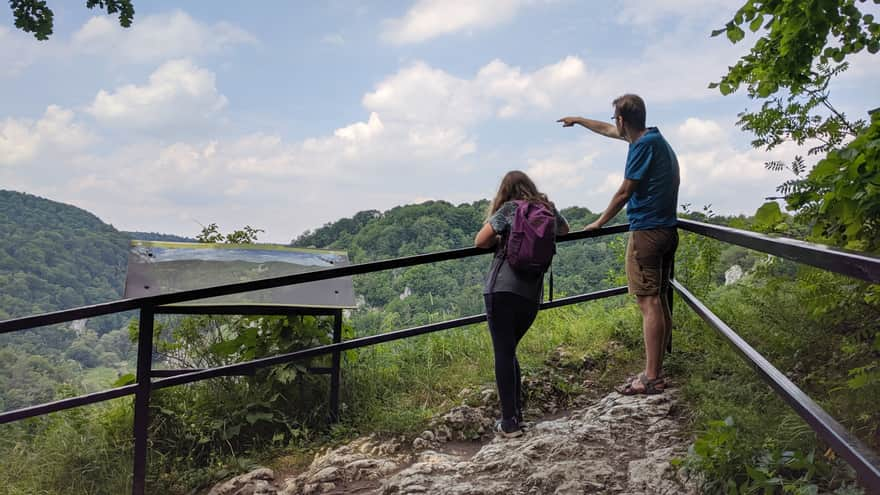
[624,127,680,230]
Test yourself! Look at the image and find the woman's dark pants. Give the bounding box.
[484,292,539,421]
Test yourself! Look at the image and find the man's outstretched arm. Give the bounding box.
[557,116,626,141]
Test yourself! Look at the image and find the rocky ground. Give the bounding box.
[206,348,697,495]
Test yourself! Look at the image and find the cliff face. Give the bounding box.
[209,389,695,495]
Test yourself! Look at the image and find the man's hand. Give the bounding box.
[557,116,580,127]
[584,221,602,231]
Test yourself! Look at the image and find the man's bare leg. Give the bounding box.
[630,294,665,390]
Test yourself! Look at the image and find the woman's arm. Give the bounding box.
[474,222,499,248]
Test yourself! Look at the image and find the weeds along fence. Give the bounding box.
[1,220,879,494]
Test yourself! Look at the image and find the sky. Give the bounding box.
[1,1,878,243]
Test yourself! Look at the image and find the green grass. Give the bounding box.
[666,271,877,493]
[341,297,642,434]
[0,398,133,495]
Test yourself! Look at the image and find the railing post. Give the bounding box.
[329,310,342,422]
[132,306,154,495]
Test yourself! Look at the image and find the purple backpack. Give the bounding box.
[505,200,556,273]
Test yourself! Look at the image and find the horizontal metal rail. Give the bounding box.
[0,225,631,334]
[0,384,138,425]
[672,279,880,492]
[0,286,627,423]
[677,219,880,284]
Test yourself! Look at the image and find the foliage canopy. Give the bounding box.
[9,0,134,40]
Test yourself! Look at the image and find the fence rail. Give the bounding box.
[0,220,878,494]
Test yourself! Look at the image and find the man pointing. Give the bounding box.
[558,94,680,395]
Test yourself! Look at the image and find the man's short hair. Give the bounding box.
[613,94,646,130]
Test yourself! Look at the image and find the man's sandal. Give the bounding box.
[616,373,665,395]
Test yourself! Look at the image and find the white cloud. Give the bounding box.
[334,112,385,142]
[361,47,745,137]
[363,61,489,125]
[382,0,526,44]
[526,153,596,191]
[0,106,95,166]
[672,117,728,149]
[0,27,41,78]
[671,117,821,214]
[0,119,40,166]
[599,35,748,104]
[72,10,256,62]
[363,56,602,130]
[86,59,228,130]
[28,119,480,241]
[477,56,600,117]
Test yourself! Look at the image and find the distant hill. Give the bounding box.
[0,190,131,321]
[122,231,196,242]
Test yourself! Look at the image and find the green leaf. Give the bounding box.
[727,26,746,43]
[754,202,785,229]
[750,15,764,32]
[112,373,136,387]
[209,339,240,357]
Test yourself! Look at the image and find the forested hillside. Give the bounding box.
[0,190,130,320]
[0,190,138,411]
[293,200,625,334]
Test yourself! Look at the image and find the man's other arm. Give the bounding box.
[584,179,638,230]
[557,116,626,141]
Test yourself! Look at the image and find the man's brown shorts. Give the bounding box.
[625,228,679,296]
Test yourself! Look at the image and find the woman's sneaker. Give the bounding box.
[495,417,523,438]
[515,409,525,429]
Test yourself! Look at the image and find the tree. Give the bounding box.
[711,0,880,98]
[712,0,879,251]
[786,112,880,251]
[10,0,134,40]
[195,223,264,244]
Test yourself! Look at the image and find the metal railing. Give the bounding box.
[0,220,878,493]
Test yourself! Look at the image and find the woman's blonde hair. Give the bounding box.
[487,170,552,219]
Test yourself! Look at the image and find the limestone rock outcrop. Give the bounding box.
[209,389,696,495]
[379,391,695,495]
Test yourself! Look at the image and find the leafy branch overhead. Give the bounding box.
[710,0,880,98]
[787,112,880,251]
[9,0,134,40]
[713,0,879,254]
